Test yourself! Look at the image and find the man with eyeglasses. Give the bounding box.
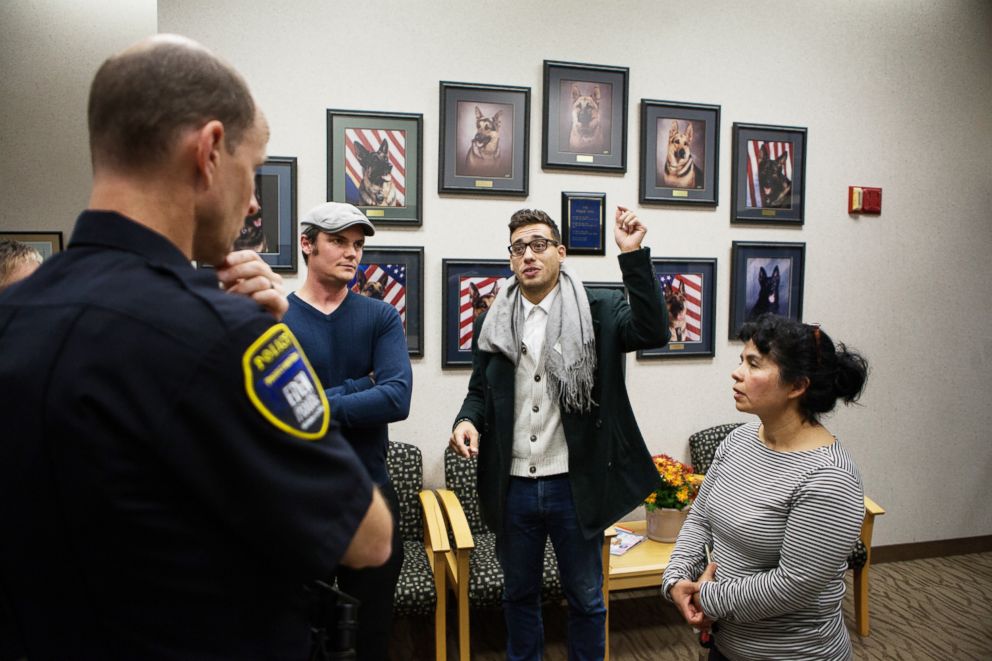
[449,206,669,660]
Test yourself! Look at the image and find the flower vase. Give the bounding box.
[646,506,688,543]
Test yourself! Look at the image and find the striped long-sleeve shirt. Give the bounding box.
[662,422,864,661]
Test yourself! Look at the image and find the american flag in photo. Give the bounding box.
[350,263,408,329]
[659,273,703,342]
[459,276,506,350]
[745,140,792,209]
[345,128,406,206]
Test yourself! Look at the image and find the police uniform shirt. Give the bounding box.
[0,210,373,660]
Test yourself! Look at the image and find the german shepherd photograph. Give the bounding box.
[353,139,398,207]
[457,277,504,351]
[233,213,267,252]
[460,105,510,177]
[353,267,387,300]
[566,82,607,154]
[233,173,274,253]
[663,278,688,341]
[469,281,499,319]
[747,264,781,319]
[755,142,792,208]
[659,119,704,189]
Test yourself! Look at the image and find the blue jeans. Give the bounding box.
[495,475,606,661]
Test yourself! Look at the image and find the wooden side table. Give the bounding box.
[603,520,676,660]
[607,520,676,590]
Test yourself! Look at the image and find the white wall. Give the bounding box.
[0,1,157,235]
[2,1,990,546]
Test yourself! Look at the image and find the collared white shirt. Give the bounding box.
[519,285,559,363]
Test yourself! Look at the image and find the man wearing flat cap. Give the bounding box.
[283,201,412,660]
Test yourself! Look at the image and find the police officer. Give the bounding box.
[0,34,392,660]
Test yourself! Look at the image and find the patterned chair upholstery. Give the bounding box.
[435,447,566,661]
[688,424,885,637]
[386,441,449,661]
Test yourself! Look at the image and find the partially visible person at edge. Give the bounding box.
[0,34,392,661]
[283,201,412,661]
[0,239,43,293]
[449,206,669,660]
[663,314,869,661]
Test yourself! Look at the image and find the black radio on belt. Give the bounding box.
[307,580,359,661]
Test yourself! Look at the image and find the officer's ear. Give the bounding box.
[193,120,225,189]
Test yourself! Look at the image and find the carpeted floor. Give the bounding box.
[390,551,992,660]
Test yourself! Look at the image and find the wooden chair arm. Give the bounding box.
[419,490,450,553]
[864,496,885,517]
[434,489,475,551]
[688,473,705,488]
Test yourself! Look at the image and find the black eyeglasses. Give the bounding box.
[507,238,559,257]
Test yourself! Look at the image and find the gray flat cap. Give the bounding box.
[299,202,375,236]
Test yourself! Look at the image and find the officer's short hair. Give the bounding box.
[88,35,256,172]
[0,239,43,289]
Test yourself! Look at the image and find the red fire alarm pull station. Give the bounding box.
[849,186,882,214]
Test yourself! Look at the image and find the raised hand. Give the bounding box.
[614,206,646,253]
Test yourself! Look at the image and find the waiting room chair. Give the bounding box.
[688,423,886,637]
[386,441,450,660]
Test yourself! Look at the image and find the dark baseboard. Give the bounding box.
[873,535,992,564]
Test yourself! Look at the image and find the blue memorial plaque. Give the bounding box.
[561,192,606,256]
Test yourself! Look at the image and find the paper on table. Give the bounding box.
[609,526,646,556]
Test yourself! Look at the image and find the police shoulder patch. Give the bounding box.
[242,323,330,441]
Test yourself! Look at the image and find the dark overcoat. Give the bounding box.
[454,248,670,539]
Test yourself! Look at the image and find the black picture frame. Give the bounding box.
[348,247,424,357]
[639,257,717,359]
[640,100,720,206]
[441,258,513,367]
[326,109,423,227]
[729,242,805,339]
[237,156,297,272]
[730,123,807,225]
[542,60,628,172]
[439,82,530,196]
[560,192,606,256]
[0,231,63,259]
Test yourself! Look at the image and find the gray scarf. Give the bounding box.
[476,262,596,412]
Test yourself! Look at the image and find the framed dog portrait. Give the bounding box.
[639,100,720,206]
[542,60,628,172]
[0,231,63,259]
[729,242,805,339]
[639,258,717,359]
[346,247,424,357]
[235,156,296,272]
[327,110,423,227]
[439,82,530,196]
[442,259,513,367]
[561,191,606,256]
[731,123,807,225]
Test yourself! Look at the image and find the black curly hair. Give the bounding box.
[507,209,561,243]
[737,314,869,423]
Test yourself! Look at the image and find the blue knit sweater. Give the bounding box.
[284,291,412,484]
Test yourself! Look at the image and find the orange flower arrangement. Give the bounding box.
[645,454,697,512]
